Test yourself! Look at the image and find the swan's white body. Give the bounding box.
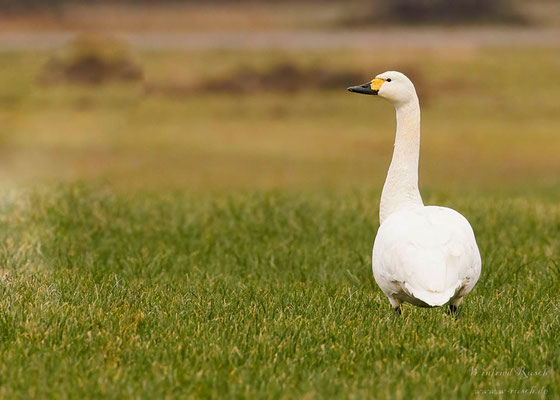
[349,71,481,310]
[373,206,480,308]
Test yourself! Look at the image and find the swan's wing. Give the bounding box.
[372,206,481,306]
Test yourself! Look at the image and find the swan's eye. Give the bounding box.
[386,78,392,82]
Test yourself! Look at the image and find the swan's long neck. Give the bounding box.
[379,98,424,224]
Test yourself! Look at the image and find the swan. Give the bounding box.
[348,71,481,315]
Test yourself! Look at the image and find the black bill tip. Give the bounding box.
[347,83,378,95]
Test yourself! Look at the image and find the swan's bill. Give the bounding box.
[347,78,386,95]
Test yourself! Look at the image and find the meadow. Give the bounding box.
[0,42,559,398]
[1,46,560,190]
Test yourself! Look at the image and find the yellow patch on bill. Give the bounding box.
[370,78,386,91]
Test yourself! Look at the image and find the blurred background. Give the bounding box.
[0,0,559,193]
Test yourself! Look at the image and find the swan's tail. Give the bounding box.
[404,282,461,307]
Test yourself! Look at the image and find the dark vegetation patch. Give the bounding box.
[201,64,366,93]
[343,0,524,26]
[145,63,367,96]
[38,36,143,85]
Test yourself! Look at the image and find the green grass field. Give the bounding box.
[0,43,559,398]
[0,186,558,398]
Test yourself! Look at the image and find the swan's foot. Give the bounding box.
[393,306,401,316]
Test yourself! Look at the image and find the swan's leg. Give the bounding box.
[447,297,463,315]
[388,296,401,316]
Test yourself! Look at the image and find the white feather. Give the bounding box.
[372,206,481,307]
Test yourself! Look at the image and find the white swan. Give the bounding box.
[348,71,481,314]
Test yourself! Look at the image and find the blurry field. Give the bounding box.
[1,45,559,191]
[1,1,560,31]
[0,2,363,32]
[0,40,559,399]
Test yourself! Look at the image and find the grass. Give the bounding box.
[0,185,559,398]
[0,43,559,398]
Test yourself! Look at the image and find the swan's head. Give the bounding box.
[347,71,417,106]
